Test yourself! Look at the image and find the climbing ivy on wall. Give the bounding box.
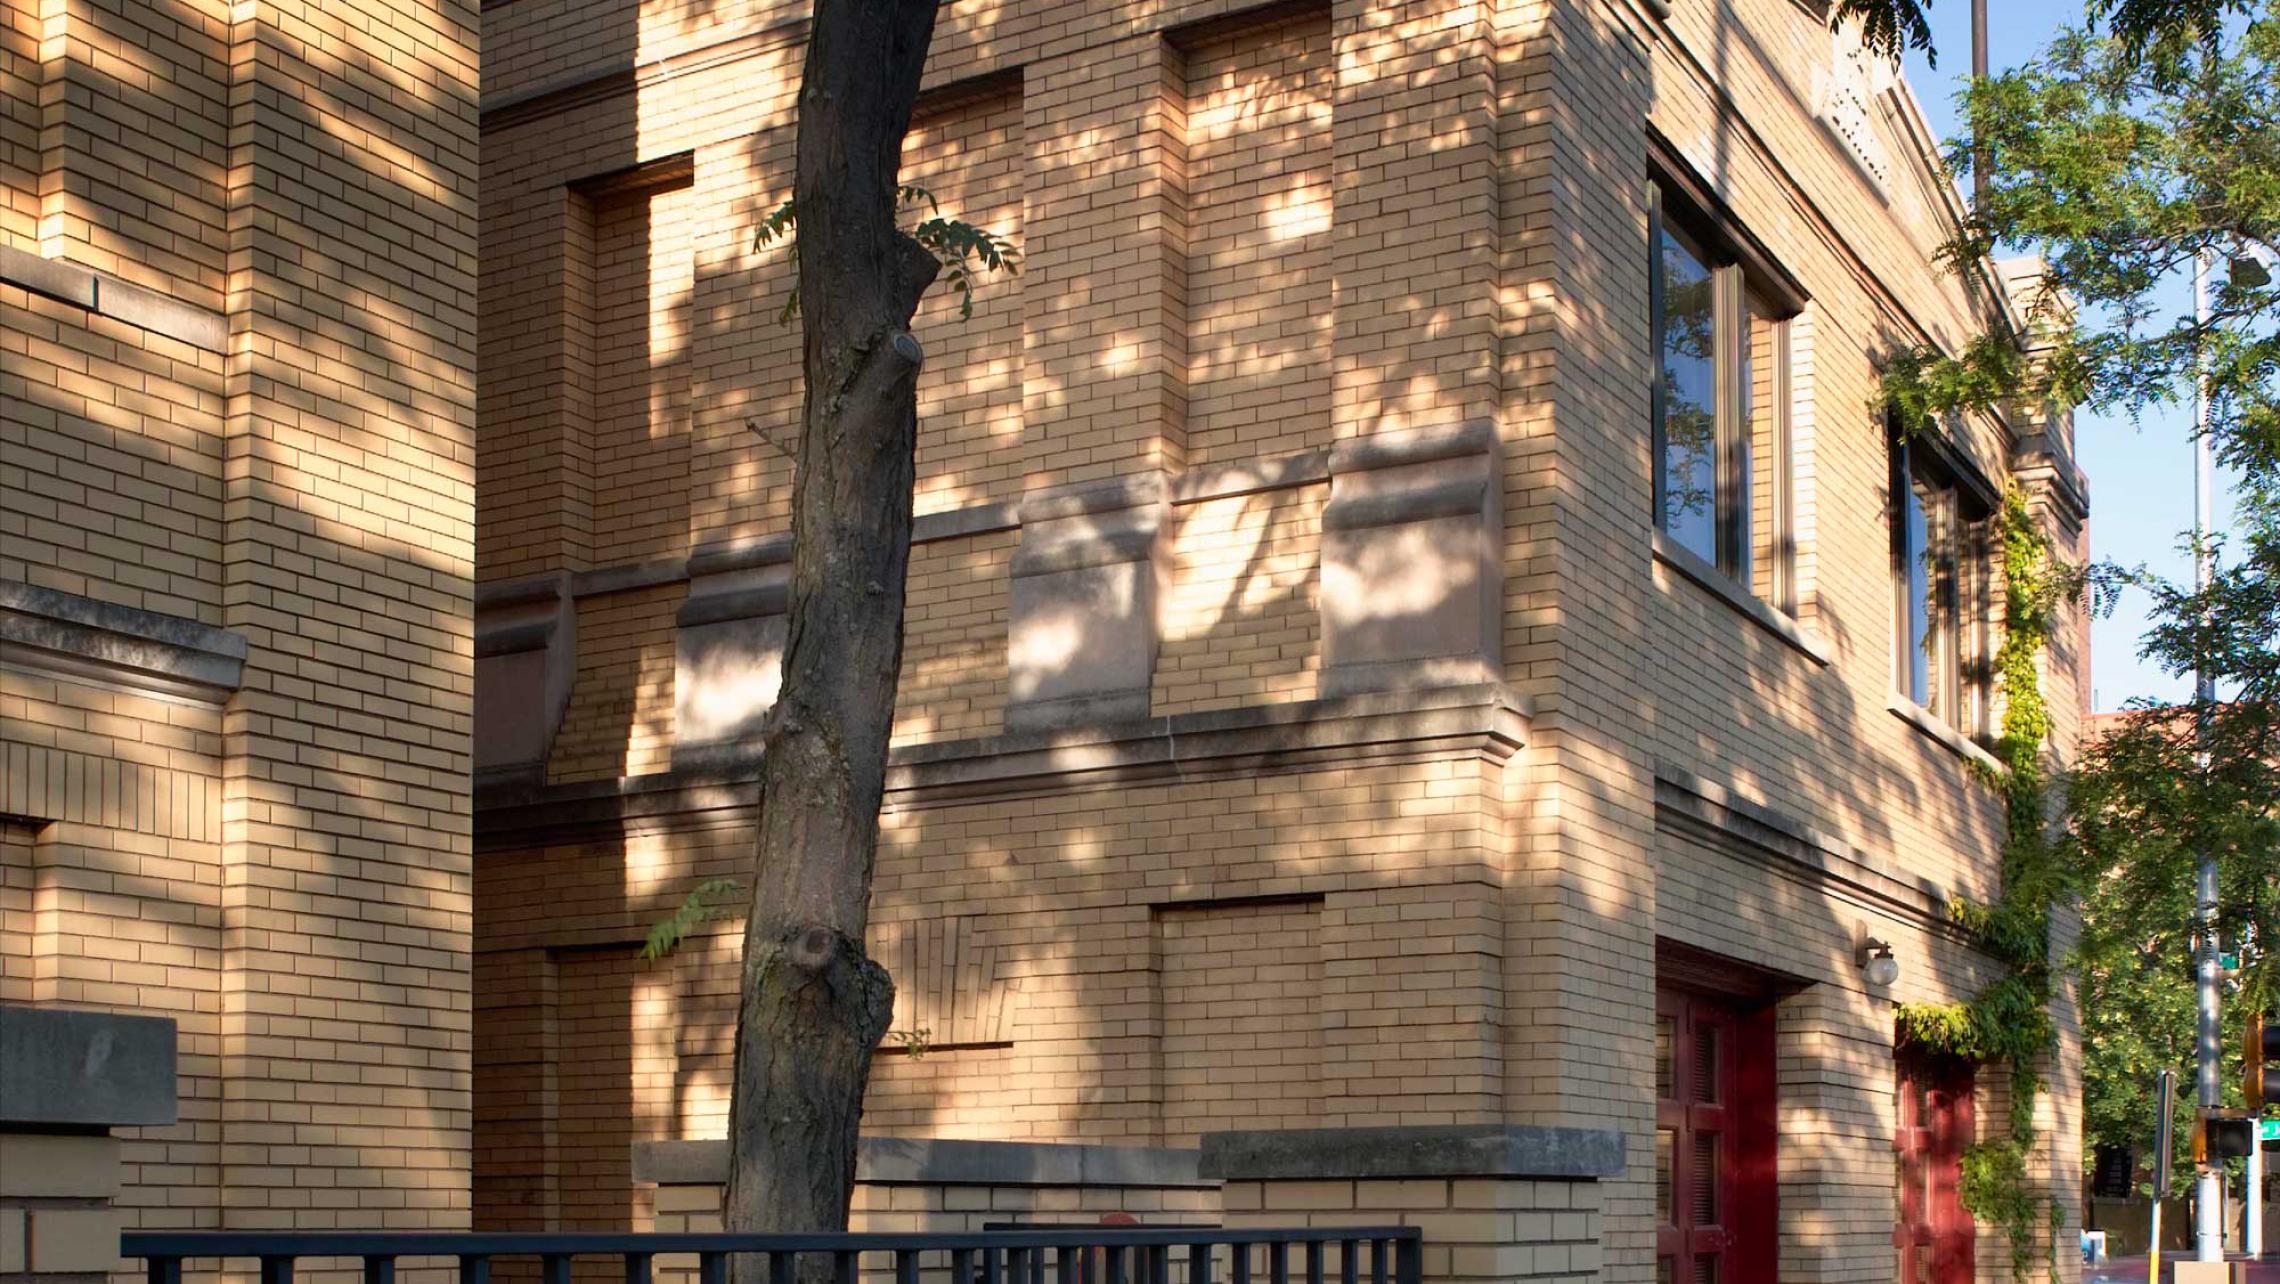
[1889,473,2075,1283]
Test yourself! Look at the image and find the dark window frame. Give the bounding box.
[1648,169,1801,612]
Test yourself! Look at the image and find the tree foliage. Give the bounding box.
[1831,0,2254,66]
[755,185,1020,325]
[1878,0,2280,1183]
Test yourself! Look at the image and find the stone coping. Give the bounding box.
[1198,1125,1624,1182]
[0,579,247,700]
[476,684,1527,842]
[633,1138,1212,1189]
[0,1005,178,1128]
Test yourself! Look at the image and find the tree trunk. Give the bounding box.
[723,0,942,1264]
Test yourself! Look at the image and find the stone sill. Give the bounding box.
[1885,692,2006,777]
[0,579,246,701]
[1651,531,1832,666]
[0,245,225,350]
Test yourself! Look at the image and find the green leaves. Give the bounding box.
[640,877,744,961]
[753,184,1021,325]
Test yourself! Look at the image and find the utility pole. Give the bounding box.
[2193,247,2225,1266]
[1971,0,1990,215]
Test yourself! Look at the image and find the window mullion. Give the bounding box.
[1714,263,1747,576]
[1649,190,1668,527]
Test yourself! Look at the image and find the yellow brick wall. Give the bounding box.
[1180,9,1333,467]
[1153,485,1324,716]
[549,585,686,784]
[3,0,478,1250]
[894,532,1015,745]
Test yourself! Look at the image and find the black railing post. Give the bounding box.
[461,1253,492,1284]
[626,1250,654,1284]
[1391,1236,1419,1284]
[366,1256,398,1284]
[700,1252,730,1284]
[147,1256,183,1284]
[260,1257,293,1284]
[541,1254,571,1284]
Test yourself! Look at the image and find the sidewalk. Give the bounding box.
[2093,1257,2280,1283]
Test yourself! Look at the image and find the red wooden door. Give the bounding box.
[1894,1050,1976,1284]
[1656,988,1774,1284]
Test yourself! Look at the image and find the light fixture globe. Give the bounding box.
[1858,938,1899,988]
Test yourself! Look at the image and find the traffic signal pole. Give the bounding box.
[2192,247,2226,1267]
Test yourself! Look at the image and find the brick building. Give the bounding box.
[2,0,478,1245]
[471,0,2092,1282]
[0,0,2092,1279]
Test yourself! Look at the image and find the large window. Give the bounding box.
[1649,175,1798,610]
[1890,424,1993,732]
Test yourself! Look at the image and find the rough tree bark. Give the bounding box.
[723,0,942,1261]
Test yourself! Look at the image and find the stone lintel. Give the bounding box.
[631,1137,1212,1189]
[1199,1124,1624,1182]
[0,579,246,700]
[0,1005,177,1129]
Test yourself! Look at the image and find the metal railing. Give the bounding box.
[124,1227,1424,1284]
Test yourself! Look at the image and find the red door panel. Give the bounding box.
[1895,1049,1976,1284]
[1657,987,1776,1284]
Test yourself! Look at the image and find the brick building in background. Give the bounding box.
[1,0,477,1246]
[473,1,2091,1283]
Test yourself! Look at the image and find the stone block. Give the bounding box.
[0,1209,23,1273]
[1319,423,1501,697]
[0,1134,121,1198]
[1006,474,1170,730]
[474,573,576,781]
[675,543,793,766]
[26,1207,122,1272]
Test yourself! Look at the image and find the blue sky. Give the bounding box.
[1898,4,2246,711]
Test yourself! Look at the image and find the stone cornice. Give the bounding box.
[1652,761,1972,933]
[0,580,247,701]
[475,684,1529,848]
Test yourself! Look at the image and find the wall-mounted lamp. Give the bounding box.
[1857,938,1899,988]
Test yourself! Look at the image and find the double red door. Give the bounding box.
[1894,1049,1976,1284]
[1655,987,1775,1284]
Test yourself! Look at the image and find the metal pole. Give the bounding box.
[2250,1134,2265,1259]
[2193,247,2226,1265]
[1972,0,1990,216]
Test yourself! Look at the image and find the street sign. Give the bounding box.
[2261,1118,2280,1143]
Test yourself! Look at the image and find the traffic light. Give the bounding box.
[2251,1011,2280,1106]
[2206,1113,2256,1161]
